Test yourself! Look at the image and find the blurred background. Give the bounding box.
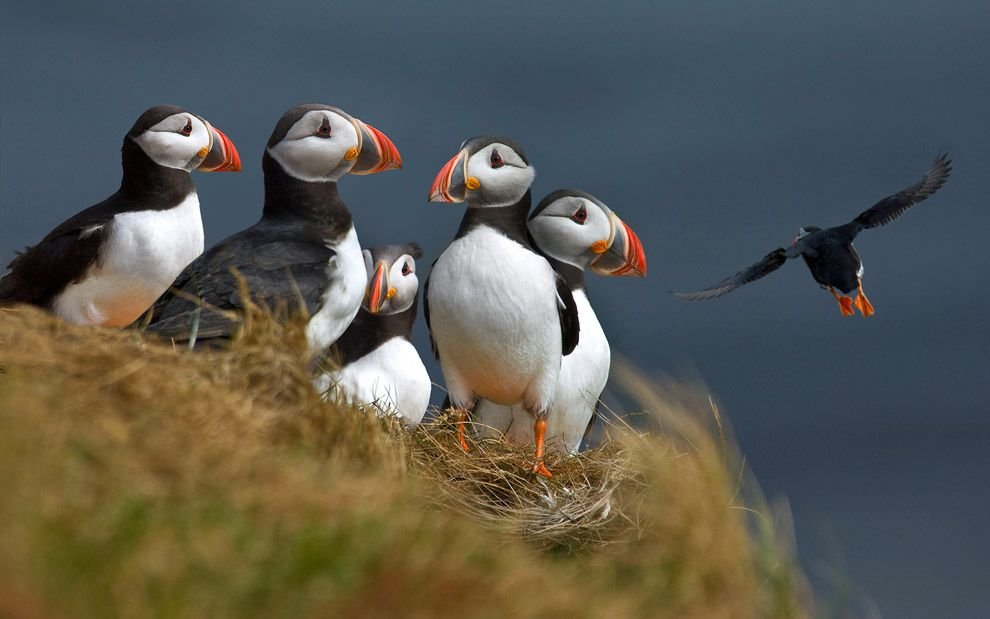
[2,2,988,616]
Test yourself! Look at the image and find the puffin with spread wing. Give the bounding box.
[675,154,951,316]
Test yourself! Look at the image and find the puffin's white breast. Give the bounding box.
[480,289,610,454]
[319,337,432,426]
[53,193,204,326]
[428,226,561,406]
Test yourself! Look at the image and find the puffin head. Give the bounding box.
[362,243,423,315]
[129,104,241,173]
[428,136,534,207]
[529,189,647,277]
[793,225,822,245]
[266,104,402,182]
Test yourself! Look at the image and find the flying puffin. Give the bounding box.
[316,243,431,426]
[425,136,579,477]
[144,104,401,351]
[674,153,952,315]
[474,189,647,454]
[0,105,241,326]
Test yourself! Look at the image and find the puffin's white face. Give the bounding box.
[428,139,535,207]
[362,250,419,314]
[464,143,534,207]
[268,110,362,182]
[529,195,613,269]
[133,113,215,171]
[529,191,647,277]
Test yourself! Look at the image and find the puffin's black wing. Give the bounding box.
[1,228,108,307]
[422,267,438,360]
[555,273,580,356]
[0,196,124,307]
[836,153,952,242]
[146,226,334,343]
[674,247,791,301]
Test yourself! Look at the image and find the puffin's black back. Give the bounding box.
[801,241,863,294]
[144,151,351,343]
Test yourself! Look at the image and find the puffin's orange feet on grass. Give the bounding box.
[531,417,553,478]
[532,461,553,478]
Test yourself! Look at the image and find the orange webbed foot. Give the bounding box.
[829,287,855,316]
[838,296,855,316]
[855,283,875,317]
[532,461,553,478]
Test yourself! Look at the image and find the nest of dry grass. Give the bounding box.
[0,305,810,618]
[408,412,634,551]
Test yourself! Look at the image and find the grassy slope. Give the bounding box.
[0,306,809,618]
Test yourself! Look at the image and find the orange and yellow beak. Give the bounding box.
[198,125,241,172]
[428,149,470,203]
[367,262,394,314]
[589,213,647,277]
[349,121,402,175]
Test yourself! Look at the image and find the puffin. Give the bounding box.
[674,153,951,315]
[474,189,647,454]
[0,105,241,326]
[144,104,401,351]
[425,136,579,477]
[316,243,431,426]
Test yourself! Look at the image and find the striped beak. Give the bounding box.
[198,124,241,172]
[367,262,391,314]
[589,213,647,277]
[350,121,402,175]
[428,149,469,203]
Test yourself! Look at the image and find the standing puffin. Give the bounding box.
[425,136,579,477]
[145,104,401,351]
[316,243,431,426]
[0,105,241,326]
[474,189,647,454]
[674,153,951,315]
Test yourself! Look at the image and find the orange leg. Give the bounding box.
[455,408,470,452]
[829,287,855,317]
[532,417,553,478]
[854,281,875,317]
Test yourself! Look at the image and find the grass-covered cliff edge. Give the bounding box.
[0,306,809,618]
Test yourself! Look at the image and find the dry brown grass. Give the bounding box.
[0,305,810,618]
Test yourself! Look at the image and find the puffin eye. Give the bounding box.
[316,117,332,137]
[571,206,588,224]
[401,262,412,276]
[490,149,504,168]
[180,120,193,136]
